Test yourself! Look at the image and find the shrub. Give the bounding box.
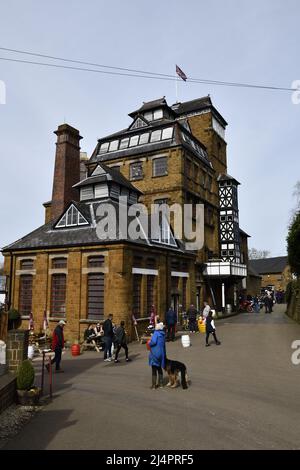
[287,211,300,276]
[17,359,35,390]
[8,308,20,329]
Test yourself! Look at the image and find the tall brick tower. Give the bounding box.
[50,124,82,221]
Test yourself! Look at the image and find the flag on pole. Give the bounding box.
[43,309,49,331]
[176,65,187,81]
[28,311,34,330]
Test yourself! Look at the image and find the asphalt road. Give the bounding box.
[3,304,300,450]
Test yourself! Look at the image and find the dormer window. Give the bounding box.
[55,204,89,228]
[109,140,119,152]
[143,108,163,121]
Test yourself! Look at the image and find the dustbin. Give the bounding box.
[226,304,232,314]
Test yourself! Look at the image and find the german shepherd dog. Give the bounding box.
[165,358,188,389]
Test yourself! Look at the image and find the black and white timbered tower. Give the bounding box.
[218,174,241,264]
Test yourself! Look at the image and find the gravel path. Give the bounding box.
[0,404,40,449]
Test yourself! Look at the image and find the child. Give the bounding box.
[205,311,221,347]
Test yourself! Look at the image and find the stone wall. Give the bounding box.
[286,279,300,323]
[6,330,29,373]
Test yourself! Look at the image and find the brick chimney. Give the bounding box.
[50,124,82,221]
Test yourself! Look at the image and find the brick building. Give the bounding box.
[249,256,291,292]
[2,96,248,341]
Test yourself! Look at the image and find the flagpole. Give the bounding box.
[175,68,178,103]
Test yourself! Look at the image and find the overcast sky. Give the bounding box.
[0,0,299,263]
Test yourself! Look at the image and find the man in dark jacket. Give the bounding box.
[103,314,114,362]
[47,320,65,372]
[114,321,130,363]
[187,304,198,333]
[165,307,177,342]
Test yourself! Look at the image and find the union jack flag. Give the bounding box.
[176,65,187,81]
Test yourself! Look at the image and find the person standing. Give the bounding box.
[148,322,166,389]
[205,311,221,347]
[103,314,114,362]
[114,321,130,363]
[165,306,177,342]
[47,320,65,373]
[264,292,270,314]
[187,304,198,333]
[202,301,211,320]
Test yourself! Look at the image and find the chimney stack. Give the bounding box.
[50,124,82,221]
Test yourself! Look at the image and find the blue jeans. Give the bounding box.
[103,337,112,359]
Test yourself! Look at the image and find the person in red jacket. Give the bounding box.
[47,320,66,373]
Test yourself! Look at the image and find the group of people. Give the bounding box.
[165,302,221,347]
[99,314,130,363]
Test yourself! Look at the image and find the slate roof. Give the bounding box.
[248,265,261,278]
[2,199,186,254]
[171,96,228,127]
[249,257,288,275]
[217,173,240,185]
[129,97,170,117]
[74,162,142,194]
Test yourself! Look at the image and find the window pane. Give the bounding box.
[109,140,119,152]
[130,162,143,180]
[147,275,155,315]
[144,111,152,121]
[133,274,142,318]
[119,138,129,149]
[56,213,67,227]
[129,135,139,147]
[50,274,66,317]
[153,109,163,120]
[99,142,109,154]
[153,157,167,177]
[20,259,34,270]
[162,127,173,140]
[88,273,104,319]
[88,256,105,267]
[19,275,33,315]
[52,258,67,269]
[139,133,149,145]
[150,130,161,142]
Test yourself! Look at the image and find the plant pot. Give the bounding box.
[16,387,41,405]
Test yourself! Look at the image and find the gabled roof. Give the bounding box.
[129,97,171,118]
[74,162,142,194]
[249,256,288,275]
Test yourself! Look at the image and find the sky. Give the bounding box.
[0,0,299,264]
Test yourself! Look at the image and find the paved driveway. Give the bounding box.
[3,305,300,450]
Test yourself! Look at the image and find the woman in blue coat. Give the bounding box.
[148,322,166,389]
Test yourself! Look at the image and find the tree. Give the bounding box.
[248,248,271,260]
[287,211,300,276]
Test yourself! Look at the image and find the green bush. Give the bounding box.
[287,212,300,276]
[17,360,35,390]
[8,308,20,329]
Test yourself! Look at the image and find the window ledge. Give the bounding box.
[49,317,66,322]
[79,319,103,324]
